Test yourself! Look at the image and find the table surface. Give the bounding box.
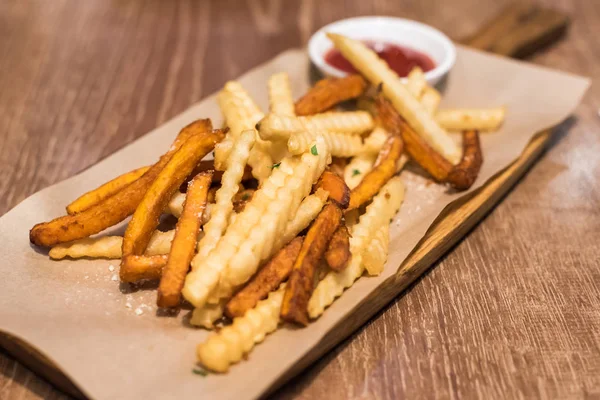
[1,0,599,399]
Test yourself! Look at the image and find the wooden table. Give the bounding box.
[1,0,598,399]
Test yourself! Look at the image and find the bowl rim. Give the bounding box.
[308,16,456,82]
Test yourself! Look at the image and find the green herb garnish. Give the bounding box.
[241,193,250,201]
[271,162,281,169]
[193,368,208,376]
[352,169,361,176]
[310,145,318,156]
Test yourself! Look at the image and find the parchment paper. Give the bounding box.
[0,46,589,400]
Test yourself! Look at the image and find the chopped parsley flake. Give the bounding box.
[352,169,361,176]
[310,145,318,156]
[192,368,208,376]
[271,162,281,169]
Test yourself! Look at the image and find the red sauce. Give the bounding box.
[324,41,436,77]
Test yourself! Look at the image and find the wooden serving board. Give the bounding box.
[0,3,568,398]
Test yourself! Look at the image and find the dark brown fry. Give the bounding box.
[225,237,304,319]
[157,171,213,308]
[30,119,216,247]
[185,159,253,189]
[347,134,403,210]
[315,170,350,209]
[446,130,483,190]
[120,255,168,283]
[295,75,367,116]
[376,95,453,182]
[281,203,342,325]
[325,225,351,272]
[329,157,348,178]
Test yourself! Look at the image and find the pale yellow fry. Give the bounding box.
[436,107,506,131]
[190,301,226,329]
[288,131,362,157]
[197,130,255,258]
[49,230,175,260]
[183,138,330,308]
[258,111,373,141]
[362,126,389,155]
[268,72,295,116]
[420,86,441,115]
[344,153,376,189]
[197,284,285,373]
[308,177,405,318]
[363,223,390,275]
[406,67,426,98]
[277,188,329,249]
[167,191,186,218]
[247,138,274,182]
[213,137,235,172]
[327,33,461,164]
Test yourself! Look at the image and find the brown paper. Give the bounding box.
[0,46,589,400]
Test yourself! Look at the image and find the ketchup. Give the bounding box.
[325,41,435,77]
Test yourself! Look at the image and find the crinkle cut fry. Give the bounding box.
[325,225,351,272]
[446,130,483,190]
[66,166,150,215]
[287,130,362,157]
[29,119,214,247]
[225,236,303,318]
[362,223,390,275]
[377,94,453,182]
[268,72,295,116]
[347,134,403,210]
[281,203,342,325]
[295,74,367,116]
[158,171,213,308]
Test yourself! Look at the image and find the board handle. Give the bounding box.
[461,2,570,58]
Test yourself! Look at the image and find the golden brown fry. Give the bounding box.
[295,75,367,116]
[324,225,351,272]
[30,119,215,247]
[66,166,150,215]
[377,95,453,182]
[315,170,350,209]
[225,237,303,318]
[280,203,342,325]
[120,255,168,283]
[348,134,403,210]
[158,172,213,308]
[446,130,483,190]
[121,130,223,260]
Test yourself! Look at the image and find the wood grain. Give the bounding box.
[1,0,599,399]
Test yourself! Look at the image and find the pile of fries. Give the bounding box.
[30,34,505,373]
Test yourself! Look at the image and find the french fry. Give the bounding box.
[157,172,212,308]
[348,134,403,210]
[362,126,389,155]
[287,131,362,157]
[190,302,226,329]
[406,67,426,98]
[30,119,215,247]
[49,230,175,260]
[377,95,453,182]
[121,130,223,259]
[66,166,150,215]
[120,254,168,283]
[257,111,373,141]
[446,130,483,190]
[362,224,389,275]
[197,284,285,373]
[225,237,303,318]
[308,177,405,319]
[420,86,441,115]
[295,75,367,116]
[275,188,329,249]
[183,138,330,309]
[315,170,350,209]
[329,157,347,178]
[436,107,506,131]
[197,130,256,259]
[268,72,295,116]
[281,203,342,325]
[325,225,351,272]
[327,33,462,164]
[344,154,376,189]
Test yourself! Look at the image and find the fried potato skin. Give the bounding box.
[29,119,214,248]
[121,130,223,259]
[157,172,213,308]
[447,130,483,190]
[295,75,367,116]
[377,95,452,182]
[347,134,403,210]
[120,254,168,283]
[66,166,150,215]
[225,236,303,318]
[281,203,342,325]
[325,225,351,272]
[315,170,350,209]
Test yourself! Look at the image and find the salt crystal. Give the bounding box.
[108,265,115,272]
[111,274,118,281]
[84,275,89,280]
[135,308,144,316]
[126,302,132,309]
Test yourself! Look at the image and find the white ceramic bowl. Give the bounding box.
[308,16,456,86]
